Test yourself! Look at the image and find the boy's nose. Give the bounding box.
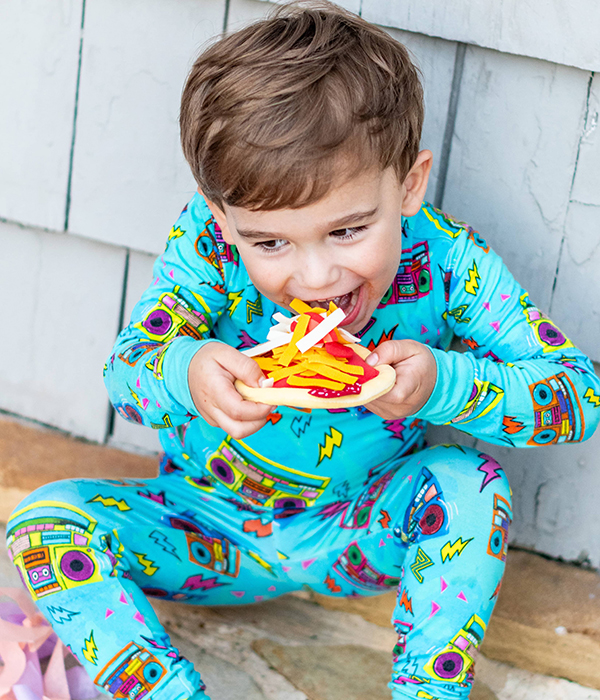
[296,250,341,296]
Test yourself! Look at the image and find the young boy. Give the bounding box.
[6,2,600,699]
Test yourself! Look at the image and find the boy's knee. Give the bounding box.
[426,444,511,502]
[6,480,109,603]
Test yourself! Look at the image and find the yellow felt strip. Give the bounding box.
[328,301,337,315]
[286,376,345,390]
[279,313,310,366]
[305,355,364,375]
[268,364,302,381]
[306,363,359,384]
[290,299,313,314]
[254,357,279,370]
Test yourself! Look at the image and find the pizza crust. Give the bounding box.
[235,343,396,409]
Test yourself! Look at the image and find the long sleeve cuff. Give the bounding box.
[412,347,476,425]
[162,337,224,416]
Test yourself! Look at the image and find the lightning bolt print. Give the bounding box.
[266,411,282,425]
[149,531,181,560]
[440,537,473,563]
[132,551,159,576]
[317,427,343,465]
[477,453,503,492]
[502,415,525,434]
[397,586,413,615]
[383,419,405,440]
[87,495,131,511]
[291,414,312,437]
[243,518,273,538]
[378,509,391,529]
[46,605,81,624]
[410,547,433,583]
[246,297,263,323]
[366,325,399,351]
[129,386,145,410]
[227,291,243,316]
[167,225,185,242]
[584,387,600,408]
[325,574,342,593]
[182,573,223,591]
[248,550,274,575]
[237,330,259,349]
[465,260,480,295]
[444,305,471,324]
[83,631,98,665]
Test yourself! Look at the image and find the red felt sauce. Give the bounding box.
[308,383,362,398]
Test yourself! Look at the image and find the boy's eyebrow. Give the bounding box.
[235,208,379,240]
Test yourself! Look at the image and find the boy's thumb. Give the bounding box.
[237,353,266,388]
[366,340,414,367]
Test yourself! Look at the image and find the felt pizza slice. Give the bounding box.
[235,299,396,409]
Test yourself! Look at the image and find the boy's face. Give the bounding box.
[205,151,432,334]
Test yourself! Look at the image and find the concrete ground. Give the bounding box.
[2,524,600,700]
[2,417,600,700]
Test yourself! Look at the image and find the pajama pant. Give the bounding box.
[6,444,511,700]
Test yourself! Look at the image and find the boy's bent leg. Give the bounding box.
[296,444,510,700]
[6,477,209,700]
[384,445,511,699]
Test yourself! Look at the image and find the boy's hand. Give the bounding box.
[364,340,437,419]
[188,343,273,438]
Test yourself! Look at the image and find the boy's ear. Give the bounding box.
[198,188,235,244]
[401,150,433,217]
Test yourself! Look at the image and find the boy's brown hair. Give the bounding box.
[180,0,424,211]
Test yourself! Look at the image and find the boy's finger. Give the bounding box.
[218,347,266,388]
[211,407,269,439]
[366,339,419,367]
[217,380,274,421]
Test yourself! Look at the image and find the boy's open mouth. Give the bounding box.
[304,286,363,326]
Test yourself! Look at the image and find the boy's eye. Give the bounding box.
[329,225,367,239]
[256,239,287,253]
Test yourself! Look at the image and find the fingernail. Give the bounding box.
[366,352,379,366]
[260,377,274,388]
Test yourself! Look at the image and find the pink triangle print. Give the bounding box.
[302,558,317,570]
[440,577,447,593]
[420,324,428,335]
[231,591,245,598]
[133,611,145,624]
[483,301,491,311]
[489,321,500,333]
[119,592,129,605]
[379,539,386,548]
[501,293,511,302]
[429,601,441,618]
[457,591,468,602]
[105,608,114,618]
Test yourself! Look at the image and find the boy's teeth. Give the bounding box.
[308,291,354,311]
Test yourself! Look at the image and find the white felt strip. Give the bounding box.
[242,336,290,357]
[296,307,346,353]
[271,312,292,326]
[266,328,294,342]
